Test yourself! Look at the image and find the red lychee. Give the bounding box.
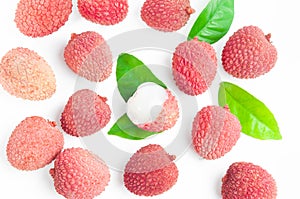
[222,25,278,78]
[192,105,241,160]
[60,89,111,137]
[124,144,178,196]
[172,39,217,96]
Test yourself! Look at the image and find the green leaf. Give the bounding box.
[108,114,159,140]
[188,0,234,44]
[116,53,166,102]
[218,82,281,140]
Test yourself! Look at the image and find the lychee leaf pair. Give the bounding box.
[109,53,167,140]
[116,53,166,102]
[218,82,281,140]
[188,0,234,44]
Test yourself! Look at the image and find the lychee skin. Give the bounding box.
[64,31,113,82]
[141,0,195,32]
[124,144,178,196]
[15,0,72,37]
[50,148,110,199]
[0,47,56,100]
[6,116,64,171]
[222,162,277,199]
[60,89,111,137]
[78,0,128,25]
[172,39,217,96]
[222,25,278,78]
[138,90,179,132]
[192,106,241,160]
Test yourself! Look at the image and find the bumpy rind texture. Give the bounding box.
[50,148,110,199]
[222,162,277,199]
[124,144,178,196]
[6,116,64,171]
[64,31,113,82]
[192,106,241,160]
[137,90,179,132]
[141,0,195,32]
[172,39,217,96]
[78,0,128,25]
[60,89,111,137]
[15,0,72,37]
[222,25,277,78]
[0,47,56,100]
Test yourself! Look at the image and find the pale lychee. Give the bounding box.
[6,116,64,171]
[172,39,217,96]
[192,105,241,160]
[124,144,178,196]
[222,25,278,78]
[127,82,179,132]
[50,148,110,199]
[141,0,195,32]
[0,47,56,100]
[222,162,277,199]
[77,0,128,25]
[60,89,111,137]
[64,31,113,82]
[15,0,72,37]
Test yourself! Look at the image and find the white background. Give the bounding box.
[0,0,299,198]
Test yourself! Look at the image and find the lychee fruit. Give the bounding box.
[60,89,111,137]
[64,31,113,82]
[50,148,110,199]
[192,105,241,160]
[222,25,278,78]
[127,82,179,133]
[222,162,277,199]
[172,38,217,96]
[6,116,64,171]
[0,47,56,100]
[124,144,178,196]
[141,0,195,32]
[15,0,72,37]
[77,0,128,25]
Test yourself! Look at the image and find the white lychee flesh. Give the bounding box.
[127,82,167,125]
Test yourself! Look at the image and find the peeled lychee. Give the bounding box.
[64,31,113,82]
[172,39,217,96]
[78,0,128,25]
[141,0,195,32]
[222,162,277,199]
[192,105,241,160]
[124,144,178,196]
[15,0,72,37]
[50,148,110,199]
[127,82,179,132]
[60,89,111,137]
[222,25,278,78]
[0,47,56,100]
[6,116,64,171]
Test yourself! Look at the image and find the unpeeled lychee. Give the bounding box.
[64,31,113,82]
[60,89,111,137]
[50,148,110,199]
[222,162,277,199]
[124,144,178,196]
[78,0,128,25]
[15,0,72,37]
[222,25,278,78]
[0,47,56,100]
[141,0,195,32]
[172,39,217,96]
[6,116,64,171]
[192,105,241,160]
[127,82,179,133]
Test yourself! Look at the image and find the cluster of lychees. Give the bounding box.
[1,0,278,198]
